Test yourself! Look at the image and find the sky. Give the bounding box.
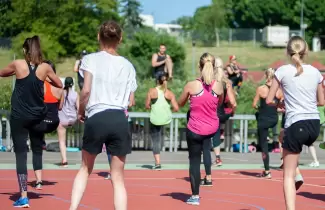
[139,0,211,24]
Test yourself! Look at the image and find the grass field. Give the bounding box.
[184,42,325,72]
[1,42,325,78]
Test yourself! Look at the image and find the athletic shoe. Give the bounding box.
[257,171,271,179]
[152,164,162,171]
[309,161,320,167]
[13,197,30,208]
[213,158,222,166]
[34,181,42,190]
[186,196,200,206]
[104,173,111,180]
[60,162,68,168]
[200,177,213,187]
[295,174,304,191]
[319,142,325,150]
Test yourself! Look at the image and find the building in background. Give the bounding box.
[140,14,183,37]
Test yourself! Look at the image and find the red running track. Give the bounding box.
[0,170,324,209]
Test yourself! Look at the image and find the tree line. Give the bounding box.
[174,0,325,45]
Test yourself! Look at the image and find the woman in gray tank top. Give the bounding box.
[57,77,79,167]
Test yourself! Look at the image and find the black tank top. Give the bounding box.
[11,62,47,120]
[258,85,278,120]
[154,54,166,74]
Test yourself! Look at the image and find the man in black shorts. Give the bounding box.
[151,44,173,80]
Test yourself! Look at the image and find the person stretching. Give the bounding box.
[266,36,324,210]
[0,36,62,208]
[57,77,79,167]
[178,53,223,205]
[252,68,283,179]
[212,56,237,166]
[146,71,179,170]
[69,21,137,210]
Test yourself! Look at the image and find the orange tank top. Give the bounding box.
[44,81,59,103]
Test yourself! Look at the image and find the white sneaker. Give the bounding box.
[309,161,320,167]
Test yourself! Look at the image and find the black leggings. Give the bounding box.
[257,119,277,171]
[11,117,59,192]
[187,128,215,195]
[150,123,164,155]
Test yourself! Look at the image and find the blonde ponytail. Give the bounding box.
[199,53,215,85]
[292,53,303,76]
[287,36,308,77]
[265,68,275,82]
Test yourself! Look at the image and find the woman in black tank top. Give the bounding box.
[252,68,283,179]
[0,36,62,208]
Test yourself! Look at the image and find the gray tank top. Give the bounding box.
[61,89,78,121]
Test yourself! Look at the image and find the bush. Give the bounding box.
[0,79,12,110]
[12,32,66,63]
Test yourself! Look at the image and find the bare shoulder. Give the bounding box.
[165,89,175,98]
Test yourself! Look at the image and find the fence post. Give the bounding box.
[169,119,174,152]
[229,28,232,45]
[174,118,179,152]
[239,120,244,153]
[244,120,248,153]
[6,118,11,151]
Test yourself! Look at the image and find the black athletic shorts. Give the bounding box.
[282,119,320,153]
[82,109,131,156]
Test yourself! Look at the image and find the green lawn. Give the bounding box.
[184,41,325,73]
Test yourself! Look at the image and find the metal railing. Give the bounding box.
[1,111,323,153]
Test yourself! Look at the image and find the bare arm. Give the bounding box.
[145,89,152,110]
[226,66,234,75]
[252,87,260,109]
[151,53,165,67]
[226,82,237,108]
[78,71,92,121]
[178,83,190,107]
[317,83,325,106]
[266,78,280,105]
[76,93,80,111]
[59,91,64,111]
[46,65,63,88]
[0,61,16,77]
[168,91,179,112]
[73,60,80,73]
[129,92,135,108]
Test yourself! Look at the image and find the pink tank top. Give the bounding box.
[187,79,220,135]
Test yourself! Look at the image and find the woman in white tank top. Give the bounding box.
[57,77,79,167]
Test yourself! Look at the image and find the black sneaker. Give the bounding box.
[200,177,213,187]
[152,164,162,171]
[257,171,271,179]
[35,181,43,190]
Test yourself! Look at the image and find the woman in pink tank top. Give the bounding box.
[178,53,223,206]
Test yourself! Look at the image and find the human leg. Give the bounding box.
[57,123,68,166]
[10,118,30,207]
[70,150,97,210]
[308,145,319,167]
[201,136,213,187]
[110,155,127,210]
[29,128,45,189]
[150,123,162,169]
[212,126,222,166]
[257,125,271,178]
[186,129,203,205]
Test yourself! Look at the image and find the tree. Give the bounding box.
[7,0,120,60]
[190,0,227,46]
[120,0,143,31]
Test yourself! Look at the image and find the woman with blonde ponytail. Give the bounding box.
[211,57,237,166]
[146,71,179,170]
[252,68,283,179]
[178,53,223,206]
[266,36,325,210]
